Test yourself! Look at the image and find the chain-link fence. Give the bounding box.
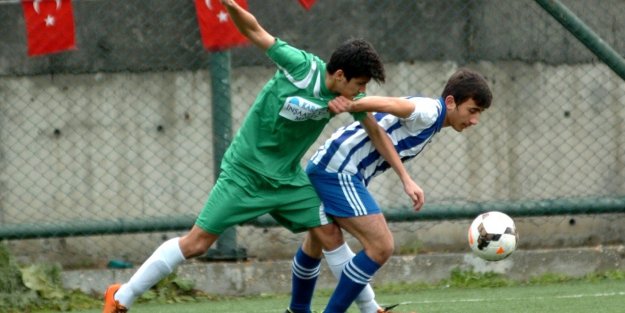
[1,0,624,268]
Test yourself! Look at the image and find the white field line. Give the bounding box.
[217,291,625,313]
[388,290,625,306]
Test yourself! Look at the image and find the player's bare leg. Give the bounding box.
[178,226,221,258]
[104,226,219,312]
[287,224,384,313]
[286,224,341,313]
[323,214,393,313]
[334,214,394,265]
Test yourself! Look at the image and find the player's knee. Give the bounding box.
[179,234,213,258]
[181,241,209,258]
[310,224,344,251]
[373,244,393,264]
[369,237,394,264]
[301,233,323,258]
[316,223,343,238]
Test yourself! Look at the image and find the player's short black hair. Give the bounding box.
[442,68,492,109]
[326,39,386,83]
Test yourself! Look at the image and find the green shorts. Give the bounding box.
[195,161,331,235]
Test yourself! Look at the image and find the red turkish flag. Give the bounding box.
[298,0,316,10]
[194,0,248,51]
[22,0,76,56]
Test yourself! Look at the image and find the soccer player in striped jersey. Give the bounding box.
[291,68,492,313]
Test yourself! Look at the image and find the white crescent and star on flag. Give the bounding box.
[204,0,229,23]
[33,0,63,27]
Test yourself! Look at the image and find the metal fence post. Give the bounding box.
[534,0,625,81]
[200,51,247,261]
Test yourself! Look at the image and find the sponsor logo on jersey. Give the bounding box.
[279,97,329,121]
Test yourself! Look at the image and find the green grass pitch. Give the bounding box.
[35,279,625,313]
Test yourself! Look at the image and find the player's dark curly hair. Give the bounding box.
[442,68,492,109]
[326,39,386,83]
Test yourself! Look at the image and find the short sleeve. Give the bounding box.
[403,97,441,131]
[266,38,312,80]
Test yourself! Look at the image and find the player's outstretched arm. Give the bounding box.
[360,114,425,211]
[220,0,275,51]
[349,96,416,118]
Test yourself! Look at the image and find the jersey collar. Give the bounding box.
[434,97,446,132]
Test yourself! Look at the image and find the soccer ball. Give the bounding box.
[468,211,518,261]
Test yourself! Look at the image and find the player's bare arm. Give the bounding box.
[220,0,275,50]
[349,96,416,118]
[360,114,425,211]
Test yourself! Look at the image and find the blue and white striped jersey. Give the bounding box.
[309,96,446,185]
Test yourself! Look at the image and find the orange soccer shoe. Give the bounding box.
[378,304,399,313]
[102,283,128,313]
[377,303,417,313]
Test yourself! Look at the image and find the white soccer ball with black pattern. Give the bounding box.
[468,211,518,261]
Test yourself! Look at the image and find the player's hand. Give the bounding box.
[220,0,236,7]
[328,96,354,114]
[403,179,425,211]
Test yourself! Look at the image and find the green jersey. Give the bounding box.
[223,38,363,182]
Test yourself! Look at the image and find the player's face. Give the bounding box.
[337,76,370,99]
[448,98,484,132]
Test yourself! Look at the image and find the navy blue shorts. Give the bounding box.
[306,162,381,218]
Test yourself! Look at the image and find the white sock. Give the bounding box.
[323,243,380,313]
[115,237,185,308]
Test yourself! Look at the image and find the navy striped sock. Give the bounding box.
[289,247,321,313]
[324,251,380,313]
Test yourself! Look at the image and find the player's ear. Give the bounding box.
[334,69,346,82]
[444,95,456,110]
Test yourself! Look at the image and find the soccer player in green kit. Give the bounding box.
[101,0,394,312]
